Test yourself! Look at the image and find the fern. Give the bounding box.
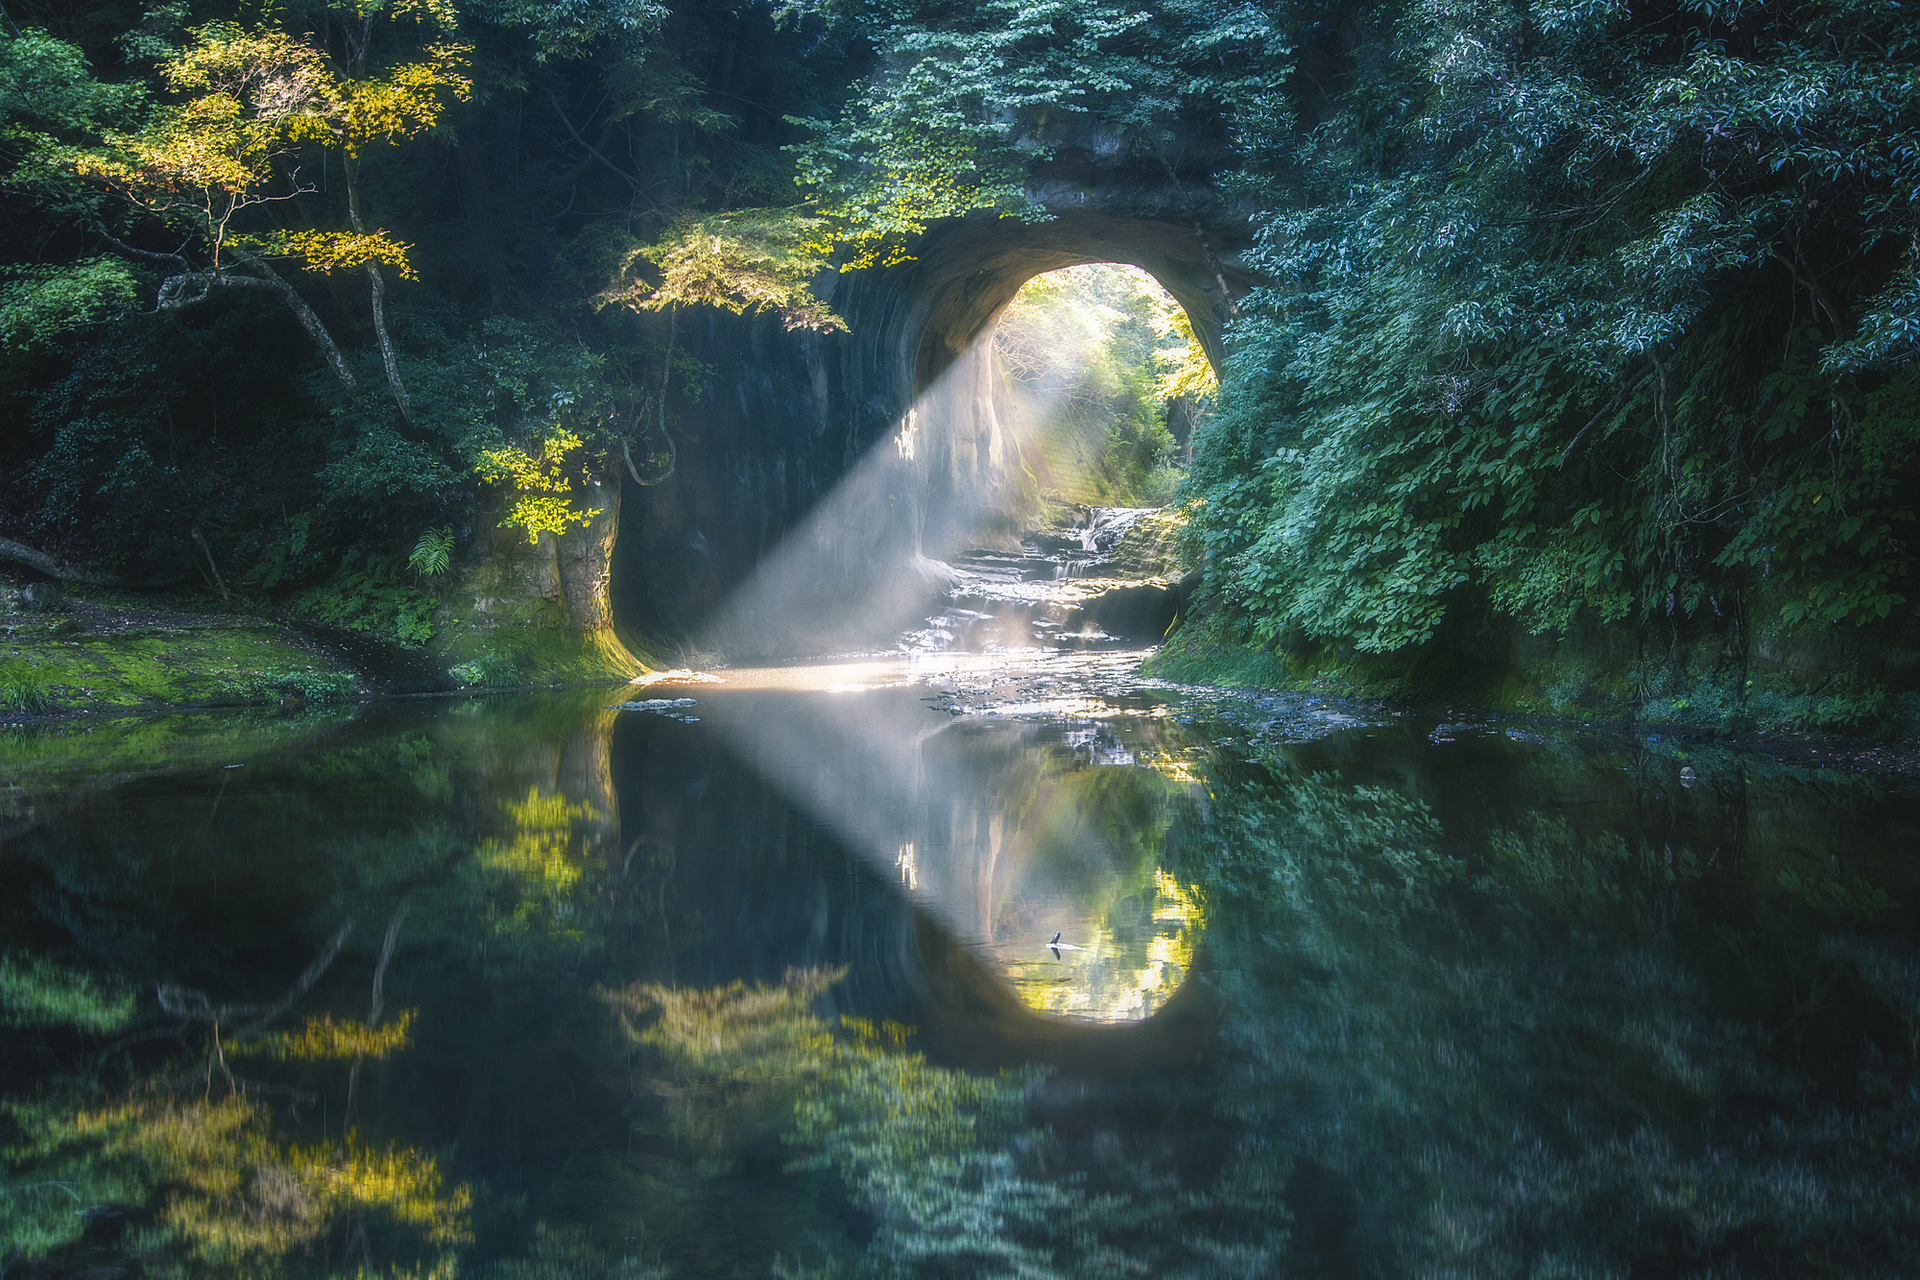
[409,525,454,577]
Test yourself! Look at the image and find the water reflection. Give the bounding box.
[995,868,1201,1022]
[3,666,1920,1277]
[640,658,1206,1027]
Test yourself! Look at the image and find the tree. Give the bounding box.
[69,11,470,415]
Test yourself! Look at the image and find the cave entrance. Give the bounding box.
[620,207,1249,659]
[987,262,1212,516]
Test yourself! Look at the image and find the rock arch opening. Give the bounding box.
[610,201,1251,659]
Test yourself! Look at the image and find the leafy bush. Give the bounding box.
[0,955,134,1032]
[0,662,54,713]
[450,653,523,688]
[215,668,356,705]
[1178,0,1920,657]
[288,572,438,647]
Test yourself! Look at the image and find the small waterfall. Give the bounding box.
[901,506,1183,653]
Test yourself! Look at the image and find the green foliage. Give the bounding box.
[409,525,454,577]
[0,955,135,1032]
[995,264,1187,504]
[470,0,670,63]
[288,571,438,647]
[785,0,1291,268]
[1178,0,1920,658]
[215,666,357,704]
[451,652,524,687]
[0,660,55,713]
[600,209,847,333]
[476,429,604,543]
[0,258,140,350]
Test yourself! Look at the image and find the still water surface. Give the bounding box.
[4,651,1919,1277]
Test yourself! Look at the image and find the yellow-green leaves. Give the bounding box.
[474,430,604,543]
[600,209,848,333]
[287,41,472,156]
[281,229,420,280]
[1155,305,1218,403]
[68,20,467,275]
[3,1095,471,1267]
[476,786,603,932]
[238,1009,417,1061]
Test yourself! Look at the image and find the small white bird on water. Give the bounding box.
[1048,930,1090,959]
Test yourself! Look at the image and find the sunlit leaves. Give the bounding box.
[600,210,848,333]
[299,1136,472,1247]
[608,966,842,1089]
[475,785,602,929]
[291,41,473,156]
[239,1009,416,1061]
[475,431,605,543]
[64,20,468,278]
[2,1093,469,1269]
[280,229,420,280]
[1154,305,1217,403]
[994,264,1185,503]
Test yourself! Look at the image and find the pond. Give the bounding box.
[4,651,1919,1277]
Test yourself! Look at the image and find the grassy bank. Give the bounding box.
[0,573,650,721]
[1147,598,1920,743]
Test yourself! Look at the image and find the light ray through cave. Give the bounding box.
[645,265,1206,1021]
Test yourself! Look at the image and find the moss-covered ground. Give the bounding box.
[0,571,655,725]
[1,585,360,717]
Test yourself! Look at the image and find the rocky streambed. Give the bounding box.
[905,505,1198,653]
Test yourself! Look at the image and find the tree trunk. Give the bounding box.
[0,536,187,588]
[555,474,621,631]
[343,152,412,420]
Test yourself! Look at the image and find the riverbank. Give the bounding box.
[1147,601,1920,752]
[0,571,644,723]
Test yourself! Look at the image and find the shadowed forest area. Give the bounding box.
[0,0,1913,721]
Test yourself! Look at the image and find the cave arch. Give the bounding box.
[611,177,1252,653]
[898,208,1245,395]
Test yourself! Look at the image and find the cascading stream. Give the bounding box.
[901,506,1187,654]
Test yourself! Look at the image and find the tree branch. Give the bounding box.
[157,266,358,390]
[1559,364,1654,469]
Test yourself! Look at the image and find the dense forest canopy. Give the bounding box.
[1,0,1916,676]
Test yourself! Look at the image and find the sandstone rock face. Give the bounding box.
[465,471,621,633]
[555,476,621,632]
[612,131,1249,657]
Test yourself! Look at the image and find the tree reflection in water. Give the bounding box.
[2,690,1919,1276]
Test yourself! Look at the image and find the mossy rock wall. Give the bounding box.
[432,480,656,686]
[1150,586,1920,740]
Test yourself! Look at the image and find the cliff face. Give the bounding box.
[612,133,1252,659]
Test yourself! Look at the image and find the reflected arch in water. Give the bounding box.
[897,907,1224,1075]
[605,685,1224,1074]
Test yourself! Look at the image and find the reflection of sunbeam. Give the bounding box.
[666,664,1200,1024]
[701,339,996,659]
[693,676,1117,954]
